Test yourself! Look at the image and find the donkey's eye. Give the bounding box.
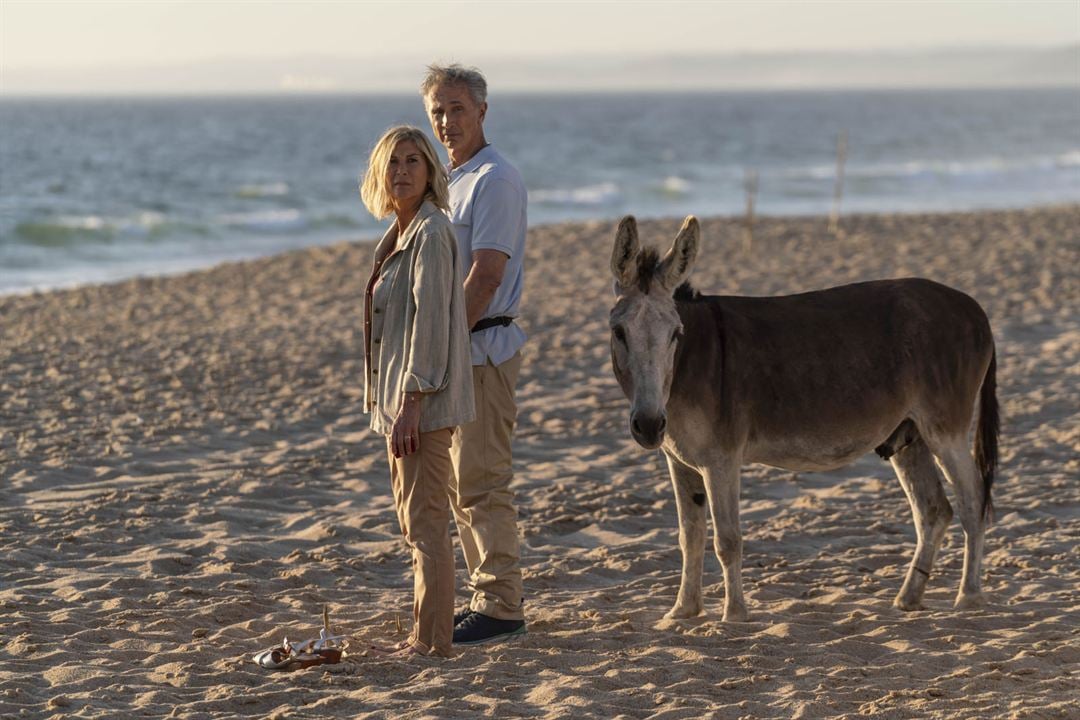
[670,329,683,345]
[613,326,627,344]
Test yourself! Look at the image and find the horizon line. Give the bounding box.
[2,83,1077,100]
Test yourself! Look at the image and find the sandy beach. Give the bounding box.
[1,206,1078,719]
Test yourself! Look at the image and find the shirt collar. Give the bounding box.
[448,143,494,178]
[374,200,441,262]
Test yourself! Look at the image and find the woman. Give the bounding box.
[360,126,474,656]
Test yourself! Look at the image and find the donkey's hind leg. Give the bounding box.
[890,435,953,610]
[926,434,989,609]
[665,453,707,619]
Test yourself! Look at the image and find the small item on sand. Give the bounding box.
[253,605,347,671]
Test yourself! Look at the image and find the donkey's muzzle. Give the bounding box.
[631,412,667,449]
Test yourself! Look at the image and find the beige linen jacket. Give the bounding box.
[363,201,475,435]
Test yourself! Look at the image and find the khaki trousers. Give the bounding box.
[450,352,525,621]
[388,427,455,657]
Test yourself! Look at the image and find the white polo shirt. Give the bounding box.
[447,144,528,367]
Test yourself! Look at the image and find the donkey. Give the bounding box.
[609,216,998,621]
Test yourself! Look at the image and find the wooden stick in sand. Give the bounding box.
[829,129,848,237]
[743,168,759,253]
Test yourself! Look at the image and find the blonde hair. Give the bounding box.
[360,126,449,220]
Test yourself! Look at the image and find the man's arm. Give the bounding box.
[464,249,508,328]
[465,174,523,328]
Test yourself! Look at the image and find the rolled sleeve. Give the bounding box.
[470,177,522,258]
[402,222,455,394]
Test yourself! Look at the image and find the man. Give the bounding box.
[420,63,528,645]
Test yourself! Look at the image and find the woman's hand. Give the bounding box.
[391,393,422,458]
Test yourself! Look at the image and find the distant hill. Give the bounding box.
[3,45,1077,95]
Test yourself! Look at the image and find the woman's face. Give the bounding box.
[386,139,430,211]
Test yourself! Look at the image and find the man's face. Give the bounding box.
[425,83,486,158]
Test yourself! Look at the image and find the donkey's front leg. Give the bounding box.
[664,453,707,619]
[704,457,748,622]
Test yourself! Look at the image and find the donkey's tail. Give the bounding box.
[974,349,999,523]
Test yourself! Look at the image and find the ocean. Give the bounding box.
[1,89,1078,296]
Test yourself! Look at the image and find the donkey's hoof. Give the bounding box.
[664,604,703,620]
[722,606,749,623]
[954,592,987,610]
[893,596,925,612]
[889,595,924,613]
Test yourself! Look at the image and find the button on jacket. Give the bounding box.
[364,201,475,435]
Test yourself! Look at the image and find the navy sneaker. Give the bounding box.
[452,612,526,645]
[453,608,474,627]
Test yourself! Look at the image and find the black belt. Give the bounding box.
[471,316,514,333]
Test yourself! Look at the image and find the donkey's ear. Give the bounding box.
[611,215,640,290]
[658,216,699,291]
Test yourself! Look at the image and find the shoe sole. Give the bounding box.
[453,625,527,646]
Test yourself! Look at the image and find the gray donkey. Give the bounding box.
[609,216,998,621]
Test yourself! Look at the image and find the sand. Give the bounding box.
[1,206,1078,719]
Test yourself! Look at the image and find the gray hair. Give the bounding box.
[420,63,488,105]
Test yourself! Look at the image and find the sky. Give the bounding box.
[2,0,1078,94]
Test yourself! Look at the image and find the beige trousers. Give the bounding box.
[450,352,525,621]
[388,426,455,657]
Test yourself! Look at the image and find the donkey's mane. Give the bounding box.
[673,281,701,302]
